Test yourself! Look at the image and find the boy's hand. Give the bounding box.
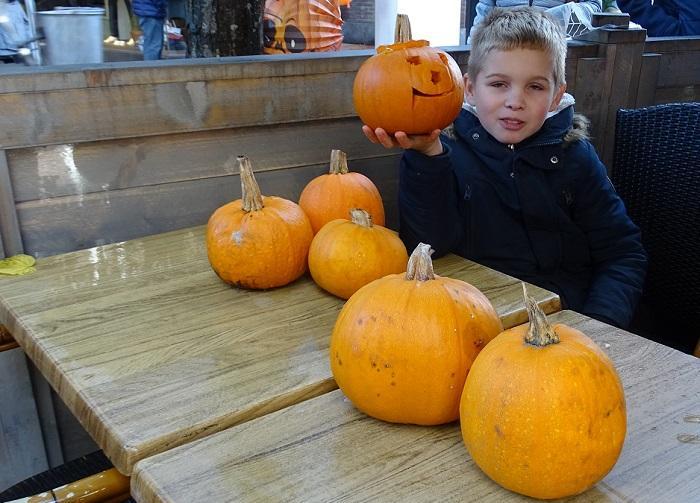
[362,126,443,157]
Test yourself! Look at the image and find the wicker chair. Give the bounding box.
[611,102,700,354]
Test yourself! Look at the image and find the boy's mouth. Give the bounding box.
[500,118,525,131]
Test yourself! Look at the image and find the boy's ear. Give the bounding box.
[549,83,567,112]
[464,74,477,106]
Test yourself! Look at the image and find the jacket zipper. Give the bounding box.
[508,144,515,177]
[507,139,561,177]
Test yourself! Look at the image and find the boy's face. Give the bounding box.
[465,48,567,145]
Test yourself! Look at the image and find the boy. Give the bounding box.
[363,7,646,328]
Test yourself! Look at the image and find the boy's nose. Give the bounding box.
[505,90,525,110]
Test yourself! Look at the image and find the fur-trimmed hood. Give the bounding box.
[565,112,590,144]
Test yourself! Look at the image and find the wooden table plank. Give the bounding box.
[131,311,700,503]
[0,225,559,475]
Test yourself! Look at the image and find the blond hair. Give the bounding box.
[468,7,567,87]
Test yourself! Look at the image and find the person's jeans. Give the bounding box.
[138,16,164,60]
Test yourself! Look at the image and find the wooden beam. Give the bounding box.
[0,150,24,256]
[7,118,388,203]
[636,53,661,107]
[0,348,49,489]
[16,155,401,257]
[0,324,18,351]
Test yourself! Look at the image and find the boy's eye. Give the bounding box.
[529,84,546,91]
[489,82,506,88]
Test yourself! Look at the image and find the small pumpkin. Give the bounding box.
[352,16,464,135]
[298,149,385,234]
[206,156,313,289]
[308,208,408,299]
[460,285,627,500]
[330,243,503,425]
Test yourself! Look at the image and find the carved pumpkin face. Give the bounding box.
[263,0,343,54]
[353,40,465,134]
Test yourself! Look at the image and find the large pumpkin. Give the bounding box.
[308,208,408,299]
[330,243,503,425]
[206,156,313,289]
[298,149,385,234]
[460,285,627,500]
[352,39,464,134]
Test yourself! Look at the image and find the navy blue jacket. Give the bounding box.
[399,106,647,328]
[133,0,167,19]
[618,0,700,36]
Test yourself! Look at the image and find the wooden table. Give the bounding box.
[0,226,559,475]
[131,310,700,502]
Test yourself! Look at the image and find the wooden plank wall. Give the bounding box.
[0,53,398,258]
[644,37,700,104]
[0,33,698,259]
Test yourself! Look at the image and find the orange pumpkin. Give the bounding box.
[352,39,464,134]
[460,285,627,500]
[330,243,503,425]
[308,208,408,299]
[299,149,385,234]
[206,156,313,289]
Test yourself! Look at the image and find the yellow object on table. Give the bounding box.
[0,254,35,276]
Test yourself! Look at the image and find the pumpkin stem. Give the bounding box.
[350,208,372,228]
[522,283,559,346]
[394,14,412,43]
[238,156,264,212]
[405,243,435,281]
[329,149,349,175]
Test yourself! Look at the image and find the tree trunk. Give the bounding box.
[187,0,264,58]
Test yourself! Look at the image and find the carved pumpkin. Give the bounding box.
[460,286,627,500]
[263,0,343,54]
[299,149,385,234]
[206,156,313,289]
[308,208,408,299]
[352,39,465,134]
[330,243,503,425]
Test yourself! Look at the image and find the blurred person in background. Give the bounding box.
[603,0,622,13]
[0,0,31,63]
[468,1,603,41]
[105,0,136,43]
[617,0,700,36]
[133,0,166,59]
